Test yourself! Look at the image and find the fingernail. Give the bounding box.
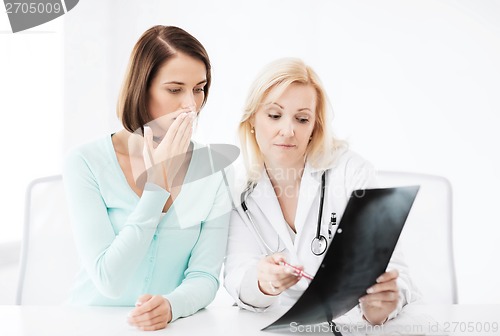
[366,287,374,294]
[135,301,141,307]
[359,297,365,302]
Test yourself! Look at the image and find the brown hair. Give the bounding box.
[117,25,211,133]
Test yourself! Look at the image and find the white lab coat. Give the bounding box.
[224,148,419,319]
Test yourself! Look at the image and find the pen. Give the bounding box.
[279,261,314,281]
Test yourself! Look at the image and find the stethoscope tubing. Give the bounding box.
[316,172,326,240]
[241,171,328,256]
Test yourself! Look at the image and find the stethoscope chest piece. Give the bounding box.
[310,171,328,256]
[311,235,328,256]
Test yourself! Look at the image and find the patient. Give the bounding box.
[63,25,230,331]
[224,58,419,325]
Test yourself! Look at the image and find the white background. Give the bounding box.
[1,0,499,304]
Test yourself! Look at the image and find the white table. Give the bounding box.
[0,303,498,335]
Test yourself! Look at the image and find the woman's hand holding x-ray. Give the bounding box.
[359,269,400,325]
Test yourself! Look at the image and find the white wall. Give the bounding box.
[2,0,498,304]
[0,11,64,304]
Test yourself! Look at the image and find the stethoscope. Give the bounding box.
[241,171,335,256]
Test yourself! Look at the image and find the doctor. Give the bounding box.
[224,58,417,325]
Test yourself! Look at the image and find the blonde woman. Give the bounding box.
[224,58,418,325]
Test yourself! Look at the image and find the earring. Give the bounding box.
[250,128,255,134]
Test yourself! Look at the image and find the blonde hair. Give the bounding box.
[239,58,346,182]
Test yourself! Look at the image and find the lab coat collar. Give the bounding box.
[251,171,296,255]
[304,160,324,174]
[250,164,324,259]
[304,145,349,173]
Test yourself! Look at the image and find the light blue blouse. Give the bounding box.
[63,135,231,321]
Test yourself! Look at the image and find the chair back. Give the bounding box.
[16,175,80,305]
[376,171,458,304]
